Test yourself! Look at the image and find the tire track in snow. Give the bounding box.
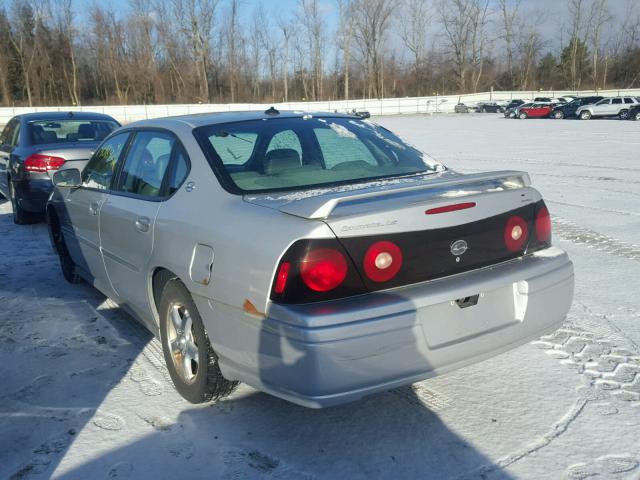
[552,217,640,261]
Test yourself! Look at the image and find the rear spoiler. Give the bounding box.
[278,170,531,220]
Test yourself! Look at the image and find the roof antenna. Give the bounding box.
[265,106,279,116]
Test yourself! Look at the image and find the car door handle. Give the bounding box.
[89,201,101,215]
[135,216,151,233]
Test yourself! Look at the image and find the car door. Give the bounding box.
[61,131,131,291]
[0,119,19,196]
[593,99,610,115]
[99,130,178,320]
[610,98,623,115]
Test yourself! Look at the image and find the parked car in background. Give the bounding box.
[628,104,640,121]
[518,104,554,119]
[551,96,604,119]
[454,103,471,113]
[575,96,640,120]
[476,102,504,113]
[47,110,573,408]
[505,102,533,118]
[0,112,120,224]
[504,100,525,111]
[533,97,552,103]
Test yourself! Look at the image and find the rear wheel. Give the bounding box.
[619,109,629,120]
[159,280,238,403]
[580,110,592,120]
[51,219,81,284]
[553,111,564,119]
[8,179,33,225]
[519,112,528,119]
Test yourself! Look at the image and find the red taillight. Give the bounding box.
[535,207,552,242]
[24,154,65,172]
[504,215,528,252]
[425,202,476,215]
[299,248,348,292]
[363,240,403,282]
[274,262,291,294]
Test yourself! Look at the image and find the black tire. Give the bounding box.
[519,112,528,119]
[553,111,564,119]
[619,109,629,120]
[159,279,238,403]
[51,219,82,284]
[634,112,640,121]
[580,110,592,120]
[8,179,33,225]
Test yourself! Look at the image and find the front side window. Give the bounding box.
[28,119,119,145]
[597,99,610,105]
[116,131,175,198]
[82,132,130,190]
[195,116,443,193]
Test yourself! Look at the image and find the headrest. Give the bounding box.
[264,148,301,175]
[41,131,57,143]
[77,123,95,139]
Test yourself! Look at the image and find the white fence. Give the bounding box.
[2,88,640,125]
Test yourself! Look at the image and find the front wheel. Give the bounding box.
[619,109,629,120]
[634,111,640,121]
[159,280,238,404]
[553,111,564,119]
[519,112,528,119]
[52,225,82,284]
[580,111,592,120]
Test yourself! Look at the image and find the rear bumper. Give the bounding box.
[14,178,53,212]
[199,247,574,408]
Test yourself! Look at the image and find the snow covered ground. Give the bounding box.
[1,114,639,480]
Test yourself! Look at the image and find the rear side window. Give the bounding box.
[28,120,119,145]
[82,132,130,190]
[624,98,634,104]
[168,145,190,195]
[1,119,20,147]
[116,131,174,198]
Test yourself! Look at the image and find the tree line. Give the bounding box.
[0,0,639,107]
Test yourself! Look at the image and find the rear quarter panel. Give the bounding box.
[149,127,333,324]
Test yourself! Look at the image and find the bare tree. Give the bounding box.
[397,0,432,95]
[353,0,397,98]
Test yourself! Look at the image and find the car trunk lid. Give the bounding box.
[247,170,548,291]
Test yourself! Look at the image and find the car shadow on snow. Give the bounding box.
[55,385,514,480]
[55,293,515,479]
[0,206,153,479]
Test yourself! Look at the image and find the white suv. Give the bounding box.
[576,97,640,120]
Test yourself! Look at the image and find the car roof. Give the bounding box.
[17,111,118,122]
[126,110,357,130]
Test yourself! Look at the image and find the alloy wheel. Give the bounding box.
[166,303,200,384]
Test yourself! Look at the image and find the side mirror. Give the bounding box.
[52,168,81,188]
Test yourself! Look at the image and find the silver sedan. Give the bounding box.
[47,110,574,407]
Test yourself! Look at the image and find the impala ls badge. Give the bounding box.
[450,239,468,257]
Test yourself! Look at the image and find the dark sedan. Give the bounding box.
[628,104,640,121]
[0,111,120,224]
[475,102,504,113]
[550,96,604,119]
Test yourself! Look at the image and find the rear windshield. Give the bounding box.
[194,116,443,193]
[28,119,119,145]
